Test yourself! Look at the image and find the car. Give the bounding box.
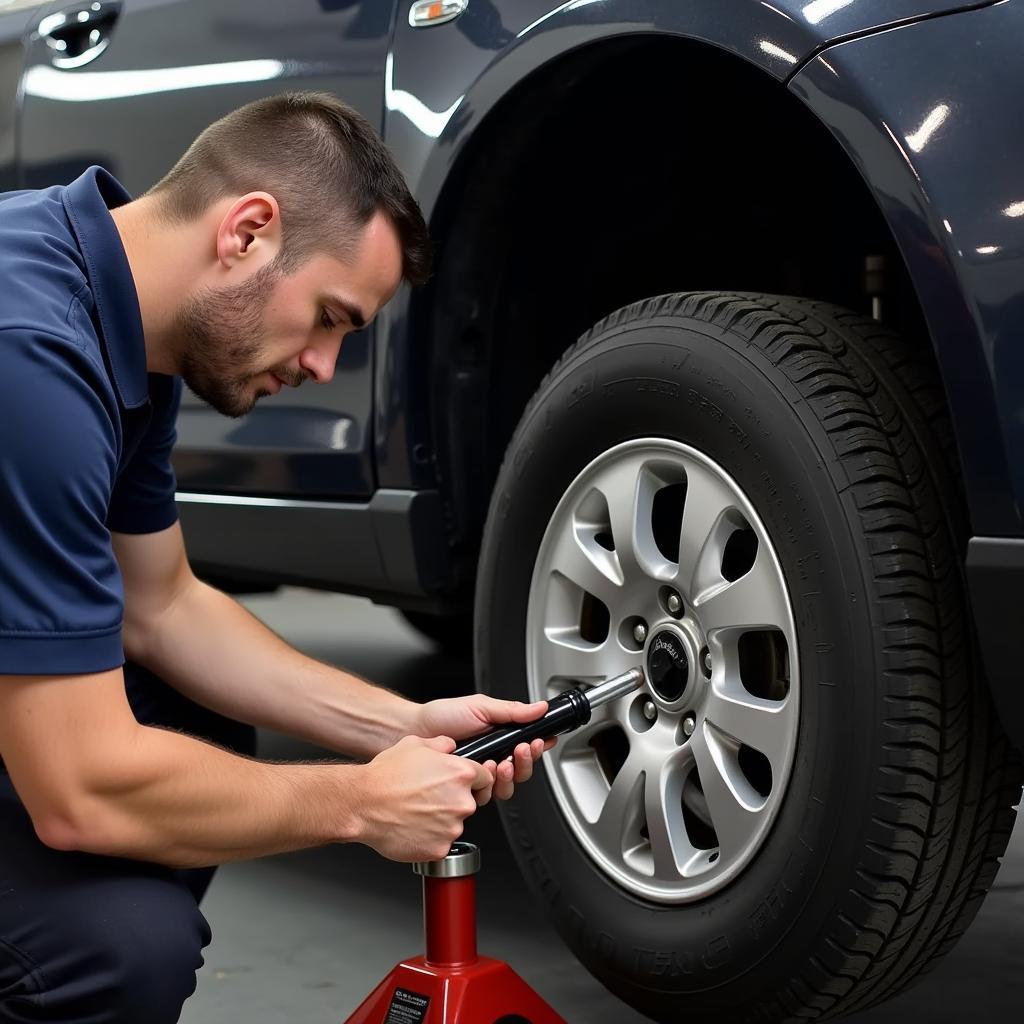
[2,1,1022,1020]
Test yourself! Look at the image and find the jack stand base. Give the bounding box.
[343,955,566,1024]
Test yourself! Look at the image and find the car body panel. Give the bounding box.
[15,0,399,501]
[175,486,448,597]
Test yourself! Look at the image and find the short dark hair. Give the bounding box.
[146,92,432,286]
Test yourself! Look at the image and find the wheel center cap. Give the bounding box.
[646,628,689,702]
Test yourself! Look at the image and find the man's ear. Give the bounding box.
[216,192,281,268]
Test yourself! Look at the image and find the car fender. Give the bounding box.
[377,0,1005,498]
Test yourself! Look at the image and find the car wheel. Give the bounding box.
[475,292,1022,1022]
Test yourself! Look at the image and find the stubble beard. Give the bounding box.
[174,262,281,418]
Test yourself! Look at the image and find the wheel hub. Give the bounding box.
[645,626,690,704]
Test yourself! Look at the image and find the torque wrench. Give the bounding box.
[454,667,645,763]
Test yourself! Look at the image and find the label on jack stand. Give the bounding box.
[384,987,430,1023]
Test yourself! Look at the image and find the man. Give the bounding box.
[0,93,548,1022]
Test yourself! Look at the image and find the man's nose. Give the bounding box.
[298,341,339,385]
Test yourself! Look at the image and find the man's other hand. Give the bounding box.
[412,695,553,804]
[353,735,492,862]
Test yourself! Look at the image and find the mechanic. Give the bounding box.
[0,93,549,1023]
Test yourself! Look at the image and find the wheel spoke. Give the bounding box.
[536,631,607,688]
[596,457,644,579]
[593,751,645,852]
[546,718,624,825]
[644,752,690,880]
[547,527,621,609]
[675,464,735,599]
[554,705,619,758]
[690,724,765,861]
[594,456,669,583]
[704,685,793,773]
[692,548,787,633]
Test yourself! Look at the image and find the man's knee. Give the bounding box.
[23,873,210,1024]
[95,900,208,1024]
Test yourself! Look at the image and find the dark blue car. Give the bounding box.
[2,1,1022,1020]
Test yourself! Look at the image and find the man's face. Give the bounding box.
[174,212,403,418]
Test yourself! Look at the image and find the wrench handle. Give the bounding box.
[453,688,590,763]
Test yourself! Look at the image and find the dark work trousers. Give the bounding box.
[0,663,257,1023]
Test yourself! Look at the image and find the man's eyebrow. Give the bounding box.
[324,293,367,330]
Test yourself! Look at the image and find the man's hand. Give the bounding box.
[352,735,494,862]
[413,695,552,804]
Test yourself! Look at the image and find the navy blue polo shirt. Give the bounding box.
[0,166,181,675]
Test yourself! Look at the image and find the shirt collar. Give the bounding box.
[61,166,149,409]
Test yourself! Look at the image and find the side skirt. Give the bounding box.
[176,488,449,603]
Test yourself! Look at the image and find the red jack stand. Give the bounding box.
[344,842,566,1024]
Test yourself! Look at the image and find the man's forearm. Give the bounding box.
[54,724,366,867]
[129,577,420,758]
[2,667,497,870]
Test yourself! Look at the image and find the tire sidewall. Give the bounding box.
[476,317,880,1013]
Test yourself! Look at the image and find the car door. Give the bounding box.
[18,0,398,500]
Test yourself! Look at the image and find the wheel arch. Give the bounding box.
[407,31,947,597]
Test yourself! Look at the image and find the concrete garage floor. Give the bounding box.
[179,588,1024,1024]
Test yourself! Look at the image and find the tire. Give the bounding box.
[475,292,1022,1023]
[399,609,473,654]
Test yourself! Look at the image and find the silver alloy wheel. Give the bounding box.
[526,438,799,903]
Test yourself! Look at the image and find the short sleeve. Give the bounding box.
[108,374,181,535]
[0,330,125,675]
